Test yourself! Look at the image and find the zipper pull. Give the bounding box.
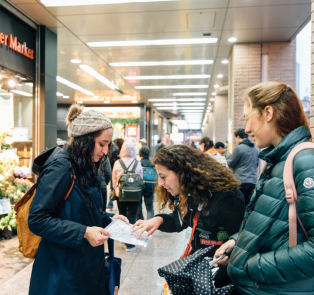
[254,282,258,290]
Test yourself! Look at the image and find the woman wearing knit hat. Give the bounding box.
[28,104,127,295]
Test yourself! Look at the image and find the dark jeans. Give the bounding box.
[240,183,256,206]
[137,192,154,220]
[117,199,140,247]
[101,190,107,211]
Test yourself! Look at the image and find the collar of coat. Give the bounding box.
[258,125,311,164]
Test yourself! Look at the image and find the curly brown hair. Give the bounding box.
[153,145,241,219]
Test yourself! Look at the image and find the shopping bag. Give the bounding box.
[158,246,234,295]
[105,238,122,295]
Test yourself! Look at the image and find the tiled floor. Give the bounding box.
[0,201,190,295]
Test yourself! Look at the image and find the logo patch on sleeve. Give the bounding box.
[304,177,314,188]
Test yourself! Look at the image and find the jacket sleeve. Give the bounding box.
[28,158,87,249]
[227,146,241,169]
[247,151,314,284]
[156,207,189,233]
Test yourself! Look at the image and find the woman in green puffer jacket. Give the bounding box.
[214,81,314,295]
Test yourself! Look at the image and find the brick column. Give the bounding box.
[311,0,314,137]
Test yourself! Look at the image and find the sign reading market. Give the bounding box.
[0,32,34,60]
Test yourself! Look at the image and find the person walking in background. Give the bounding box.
[112,141,143,252]
[155,139,165,153]
[108,138,124,210]
[199,136,217,154]
[214,142,231,160]
[163,133,173,147]
[99,157,112,211]
[215,82,314,295]
[190,141,197,148]
[227,129,259,206]
[28,104,128,295]
[137,146,156,220]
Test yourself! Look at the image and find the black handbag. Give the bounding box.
[158,246,234,295]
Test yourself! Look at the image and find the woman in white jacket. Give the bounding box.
[112,141,143,252]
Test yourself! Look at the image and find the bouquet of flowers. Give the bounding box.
[0,129,13,150]
[0,205,16,231]
[14,166,31,178]
[0,150,20,180]
[14,178,33,193]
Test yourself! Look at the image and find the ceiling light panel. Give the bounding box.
[124,75,210,80]
[172,92,207,96]
[110,60,213,67]
[135,85,209,90]
[11,90,32,97]
[157,107,204,110]
[57,76,94,96]
[148,98,206,102]
[79,65,120,92]
[153,103,205,106]
[88,38,217,48]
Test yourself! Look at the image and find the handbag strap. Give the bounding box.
[283,142,313,247]
[108,238,115,259]
[181,210,201,258]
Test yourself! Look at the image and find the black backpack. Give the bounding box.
[117,159,143,202]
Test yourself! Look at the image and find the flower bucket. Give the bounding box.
[3,227,12,239]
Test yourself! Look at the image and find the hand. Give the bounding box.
[213,239,235,267]
[113,214,129,225]
[131,217,163,239]
[84,226,111,247]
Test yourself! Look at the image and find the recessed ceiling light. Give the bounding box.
[153,103,205,106]
[210,98,215,101]
[56,92,64,96]
[132,101,138,103]
[8,79,16,88]
[104,101,110,104]
[217,74,223,78]
[57,76,94,96]
[212,92,217,95]
[110,60,214,67]
[124,74,211,80]
[88,38,218,48]
[17,83,22,86]
[11,90,32,97]
[93,95,100,98]
[148,98,206,102]
[63,96,70,99]
[79,65,121,92]
[26,83,33,87]
[77,101,83,104]
[214,85,219,88]
[135,85,209,90]
[208,107,212,109]
[124,95,131,98]
[71,59,81,64]
[228,37,237,42]
[172,92,207,96]
[222,60,229,64]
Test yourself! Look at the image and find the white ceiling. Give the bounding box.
[7,0,311,128]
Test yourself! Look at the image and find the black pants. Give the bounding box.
[101,190,107,211]
[240,183,256,206]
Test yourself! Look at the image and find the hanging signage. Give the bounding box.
[126,125,138,137]
[0,33,34,59]
[84,107,140,119]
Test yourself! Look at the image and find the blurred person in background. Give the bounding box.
[137,146,156,220]
[164,133,173,147]
[227,129,259,206]
[200,136,217,154]
[190,141,197,148]
[112,141,143,252]
[155,139,165,153]
[99,157,112,211]
[214,142,231,160]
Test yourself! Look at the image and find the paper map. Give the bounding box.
[105,218,152,247]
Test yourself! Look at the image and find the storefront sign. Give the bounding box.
[126,125,138,137]
[84,107,140,119]
[0,33,34,59]
[0,93,14,129]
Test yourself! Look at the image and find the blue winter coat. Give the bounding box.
[28,147,114,295]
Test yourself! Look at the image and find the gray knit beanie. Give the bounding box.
[66,104,113,137]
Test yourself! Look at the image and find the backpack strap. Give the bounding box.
[130,160,139,173]
[118,159,129,173]
[283,142,314,247]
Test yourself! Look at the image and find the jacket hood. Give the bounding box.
[259,125,311,163]
[239,139,254,148]
[119,141,137,159]
[32,146,70,176]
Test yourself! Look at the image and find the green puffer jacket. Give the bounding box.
[227,126,314,295]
